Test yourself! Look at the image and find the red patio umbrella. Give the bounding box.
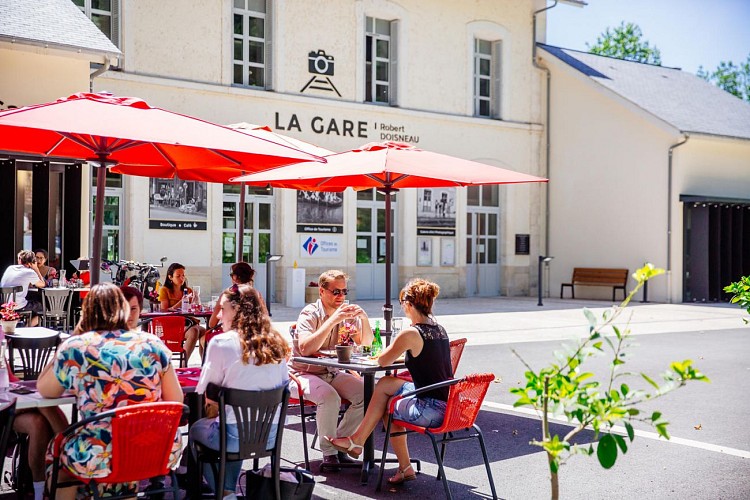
[0,93,324,283]
[227,123,334,259]
[234,141,547,336]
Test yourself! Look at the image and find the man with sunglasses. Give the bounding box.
[290,269,373,471]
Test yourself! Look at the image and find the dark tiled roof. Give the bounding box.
[539,44,750,141]
[0,0,120,58]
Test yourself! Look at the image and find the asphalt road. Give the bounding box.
[301,326,750,500]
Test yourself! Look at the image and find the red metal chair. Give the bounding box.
[376,373,497,500]
[48,402,187,499]
[142,315,197,367]
[396,337,468,382]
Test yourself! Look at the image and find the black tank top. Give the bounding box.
[404,323,452,402]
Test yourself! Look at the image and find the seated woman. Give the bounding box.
[37,283,184,500]
[326,278,452,485]
[158,262,206,363]
[34,249,57,286]
[190,284,289,498]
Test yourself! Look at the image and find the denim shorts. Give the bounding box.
[392,382,447,428]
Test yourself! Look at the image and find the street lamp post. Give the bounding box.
[538,255,554,306]
[265,252,282,316]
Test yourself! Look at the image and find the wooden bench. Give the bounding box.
[560,268,628,301]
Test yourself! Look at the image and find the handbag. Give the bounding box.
[244,466,315,500]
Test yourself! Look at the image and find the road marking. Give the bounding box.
[481,401,750,459]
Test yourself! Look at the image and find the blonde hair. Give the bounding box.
[399,278,440,317]
[318,269,348,289]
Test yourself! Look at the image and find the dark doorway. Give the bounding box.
[0,158,83,277]
[683,196,750,302]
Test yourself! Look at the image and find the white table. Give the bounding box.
[0,381,75,410]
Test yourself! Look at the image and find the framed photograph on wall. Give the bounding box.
[440,238,455,266]
[417,237,432,266]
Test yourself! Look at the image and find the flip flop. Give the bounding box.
[324,436,363,459]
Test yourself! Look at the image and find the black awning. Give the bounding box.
[680,194,750,205]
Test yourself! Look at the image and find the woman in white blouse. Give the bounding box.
[190,284,289,499]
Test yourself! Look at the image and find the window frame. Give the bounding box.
[74,0,120,49]
[232,0,272,89]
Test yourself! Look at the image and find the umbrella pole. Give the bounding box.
[90,154,108,285]
[237,181,246,261]
[383,185,393,345]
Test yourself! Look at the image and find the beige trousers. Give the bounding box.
[291,370,364,457]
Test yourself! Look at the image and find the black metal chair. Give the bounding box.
[192,381,290,500]
[7,334,60,380]
[41,288,74,333]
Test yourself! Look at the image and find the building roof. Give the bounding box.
[539,44,750,141]
[0,0,120,59]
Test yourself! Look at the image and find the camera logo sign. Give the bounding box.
[301,49,341,97]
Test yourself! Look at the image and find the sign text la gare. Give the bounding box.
[275,112,368,139]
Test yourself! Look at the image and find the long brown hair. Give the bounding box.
[223,284,289,365]
[79,282,129,332]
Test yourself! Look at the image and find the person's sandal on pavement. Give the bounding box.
[324,436,363,459]
[388,465,417,485]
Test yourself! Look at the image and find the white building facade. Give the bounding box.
[87,0,549,302]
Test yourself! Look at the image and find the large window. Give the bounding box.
[74,0,119,47]
[473,38,502,118]
[233,0,272,89]
[365,17,398,105]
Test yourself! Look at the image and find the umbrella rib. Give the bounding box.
[151,143,178,170]
[44,137,67,156]
[207,149,243,166]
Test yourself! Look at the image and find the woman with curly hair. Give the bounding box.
[326,278,451,486]
[190,284,289,498]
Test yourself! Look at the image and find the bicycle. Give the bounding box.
[101,257,167,300]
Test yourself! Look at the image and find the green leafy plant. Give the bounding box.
[723,275,750,322]
[510,264,709,500]
[698,54,750,102]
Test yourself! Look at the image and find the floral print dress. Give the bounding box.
[47,329,182,492]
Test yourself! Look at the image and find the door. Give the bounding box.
[90,170,123,276]
[355,189,396,300]
[466,186,500,296]
[221,186,274,299]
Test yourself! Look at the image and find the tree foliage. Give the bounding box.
[510,264,709,500]
[587,22,662,65]
[724,275,750,322]
[697,54,750,102]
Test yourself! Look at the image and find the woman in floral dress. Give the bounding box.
[37,282,184,499]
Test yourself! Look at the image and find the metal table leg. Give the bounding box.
[360,372,375,484]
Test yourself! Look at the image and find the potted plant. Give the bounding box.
[335,323,356,363]
[1,302,21,333]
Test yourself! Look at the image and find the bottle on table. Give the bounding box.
[372,320,383,356]
[181,292,190,312]
[0,341,9,393]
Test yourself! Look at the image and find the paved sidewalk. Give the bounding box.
[265,296,747,347]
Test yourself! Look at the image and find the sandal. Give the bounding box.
[388,465,417,485]
[324,436,363,459]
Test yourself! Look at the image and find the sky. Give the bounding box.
[546,0,750,75]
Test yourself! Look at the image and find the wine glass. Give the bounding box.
[392,317,403,338]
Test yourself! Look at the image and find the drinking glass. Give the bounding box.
[193,285,201,304]
[392,317,403,338]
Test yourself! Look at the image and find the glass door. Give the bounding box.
[355,189,396,300]
[222,186,273,298]
[466,186,500,296]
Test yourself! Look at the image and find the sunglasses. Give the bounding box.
[326,288,348,296]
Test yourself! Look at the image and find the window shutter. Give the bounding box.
[388,19,399,106]
[264,0,273,90]
[110,0,120,48]
[491,40,502,119]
